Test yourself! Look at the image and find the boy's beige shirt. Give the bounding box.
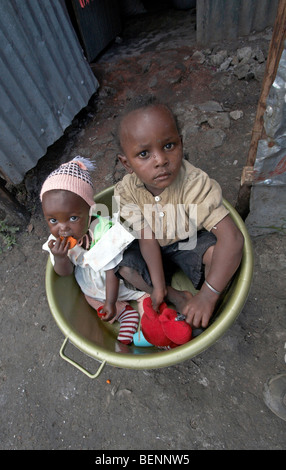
[114,160,229,246]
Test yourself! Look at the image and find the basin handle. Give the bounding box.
[59,337,106,379]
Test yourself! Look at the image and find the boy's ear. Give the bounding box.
[117,154,133,174]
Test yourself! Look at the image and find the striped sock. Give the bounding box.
[117,306,139,344]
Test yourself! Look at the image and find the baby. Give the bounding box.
[41,157,147,344]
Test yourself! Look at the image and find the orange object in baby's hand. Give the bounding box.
[60,236,77,249]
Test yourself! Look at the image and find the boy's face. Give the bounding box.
[42,190,90,241]
[118,105,183,196]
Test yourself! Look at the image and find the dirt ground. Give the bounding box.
[1,7,286,451]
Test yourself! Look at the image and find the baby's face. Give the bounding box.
[118,105,183,196]
[42,190,90,241]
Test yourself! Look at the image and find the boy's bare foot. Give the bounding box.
[166,287,193,313]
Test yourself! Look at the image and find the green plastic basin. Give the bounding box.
[45,186,253,378]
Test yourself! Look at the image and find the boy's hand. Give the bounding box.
[182,289,218,329]
[151,286,167,312]
[182,215,244,329]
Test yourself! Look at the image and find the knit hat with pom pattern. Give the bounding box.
[40,156,95,207]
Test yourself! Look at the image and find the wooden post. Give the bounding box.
[236,0,286,219]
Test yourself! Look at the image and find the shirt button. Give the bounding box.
[159,212,165,218]
[154,196,161,202]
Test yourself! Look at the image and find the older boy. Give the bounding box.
[114,97,244,328]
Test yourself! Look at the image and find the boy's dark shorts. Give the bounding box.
[114,230,217,290]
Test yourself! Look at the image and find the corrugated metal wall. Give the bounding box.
[196,0,279,44]
[0,0,98,184]
[70,0,121,62]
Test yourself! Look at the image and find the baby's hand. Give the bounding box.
[48,237,70,258]
[97,302,117,322]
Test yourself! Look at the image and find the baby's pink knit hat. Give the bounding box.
[40,156,95,207]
